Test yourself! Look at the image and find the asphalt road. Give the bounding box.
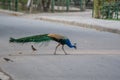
[0,13,120,80]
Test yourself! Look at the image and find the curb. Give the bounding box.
[36,17,120,34]
[0,9,24,16]
[0,67,13,80]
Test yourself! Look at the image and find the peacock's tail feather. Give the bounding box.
[9,34,52,43]
[9,37,16,42]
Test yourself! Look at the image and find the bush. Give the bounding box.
[100,2,120,19]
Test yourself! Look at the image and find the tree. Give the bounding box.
[42,0,51,11]
[93,0,102,18]
[93,0,116,18]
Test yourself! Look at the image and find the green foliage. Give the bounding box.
[18,0,28,11]
[100,1,120,19]
[19,0,28,4]
[0,0,28,11]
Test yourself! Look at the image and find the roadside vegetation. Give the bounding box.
[0,0,119,20]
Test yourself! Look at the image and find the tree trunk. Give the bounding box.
[93,0,101,18]
[42,0,51,12]
[80,0,86,11]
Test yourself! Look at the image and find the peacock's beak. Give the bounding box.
[74,43,77,49]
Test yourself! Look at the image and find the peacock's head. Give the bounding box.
[74,43,77,49]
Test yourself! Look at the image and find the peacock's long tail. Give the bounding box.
[9,34,52,43]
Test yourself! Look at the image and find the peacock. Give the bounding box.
[9,33,77,55]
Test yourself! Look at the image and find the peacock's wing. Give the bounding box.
[10,34,52,43]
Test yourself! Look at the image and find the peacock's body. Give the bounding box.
[9,33,76,55]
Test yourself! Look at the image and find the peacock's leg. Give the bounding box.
[62,45,67,55]
[54,43,61,55]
